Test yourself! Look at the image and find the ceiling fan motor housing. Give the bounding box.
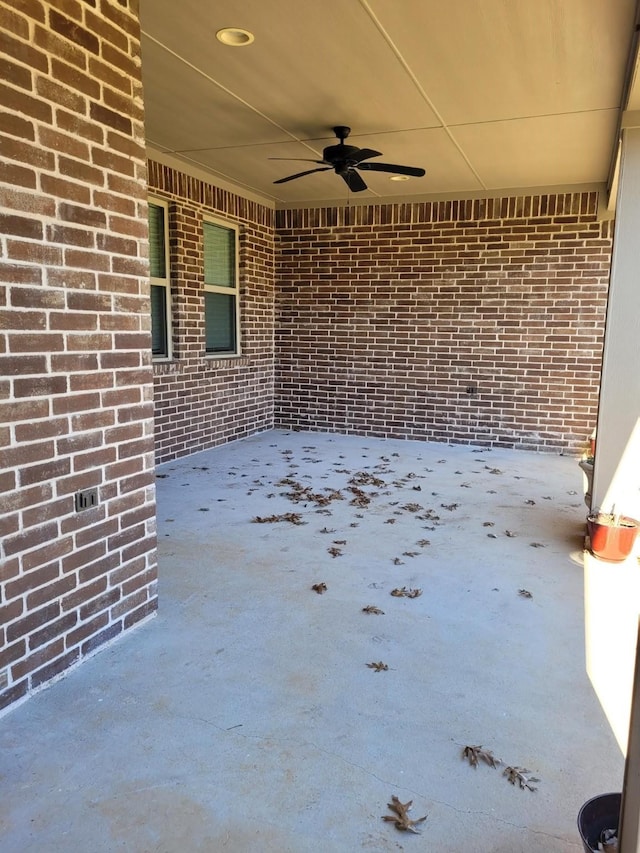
[323,143,361,164]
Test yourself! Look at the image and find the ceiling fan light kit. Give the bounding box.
[272,126,426,192]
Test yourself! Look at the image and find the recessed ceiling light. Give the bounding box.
[390,175,410,182]
[216,28,255,46]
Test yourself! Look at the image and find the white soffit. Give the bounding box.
[140,0,637,206]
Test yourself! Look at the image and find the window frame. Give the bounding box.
[148,197,172,361]
[202,215,241,358]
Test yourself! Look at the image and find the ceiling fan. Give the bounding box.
[272,126,426,192]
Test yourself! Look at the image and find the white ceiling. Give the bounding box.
[139,0,638,208]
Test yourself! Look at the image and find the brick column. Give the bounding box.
[0,0,157,713]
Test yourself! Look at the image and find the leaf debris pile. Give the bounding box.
[381,796,427,834]
[391,587,422,598]
[252,513,305,525]
[349,471,385,488]
[311,582,327,594]
[347,487,371,508]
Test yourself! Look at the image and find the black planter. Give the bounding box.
[577,792,621,852]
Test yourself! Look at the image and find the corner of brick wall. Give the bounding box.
[147,161,276,463]
[0,0,157,714]
[274,194,613,454]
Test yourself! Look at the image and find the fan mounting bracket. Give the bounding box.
[333,126,351,142]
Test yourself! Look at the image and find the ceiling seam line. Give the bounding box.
[140,32,325,159]
[170,105,618,154]
[357,0,488,190]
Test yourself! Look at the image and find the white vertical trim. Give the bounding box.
[592,127,640,520]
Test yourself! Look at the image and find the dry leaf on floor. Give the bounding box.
[391,587,422,598]
[505,530,517,537]
[462,745,501,768]
[403,551,419,558]
[311,583,327,594]
[401,503,423,513]
[485,467,503,474]
[349,472,385,488]
[417,509,440,522]
[529,542,546,548]
[319,527,336,534]
[503,766,539,791]
[382,795,427,834]
[333,539,346,545]
[483,521,495,527]
[328,547,342,558]
[252,513,305,525]
[525,499,536,505]
[366,661,389,672]
[392,557,405,565]
[362,605,384,615]
[518,589,533,598]
[416,539,431,547]
[348,487,371,508]
[384,518,396,525]
[441,503,459,511]
[487,533,498,539]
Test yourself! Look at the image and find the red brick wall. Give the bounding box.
[0,0,157,713]
[147,162,275,463]
[275,193,612,453]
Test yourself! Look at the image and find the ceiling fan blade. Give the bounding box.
[273,167,331,185]
[359,162,426,177]
[349,148,383,164]
[340,169,367,192]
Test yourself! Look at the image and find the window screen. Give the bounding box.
[203,221,235,288]
[148,202,166,280]
[205,291,236,353]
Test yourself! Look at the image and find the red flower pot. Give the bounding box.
[587,514,639,562]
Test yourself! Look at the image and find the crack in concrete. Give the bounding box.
[179,714,582,846]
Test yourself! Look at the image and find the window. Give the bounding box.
[148,198,171,359]
[203,217,240,355]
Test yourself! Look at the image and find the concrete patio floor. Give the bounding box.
[0,430,624,852]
